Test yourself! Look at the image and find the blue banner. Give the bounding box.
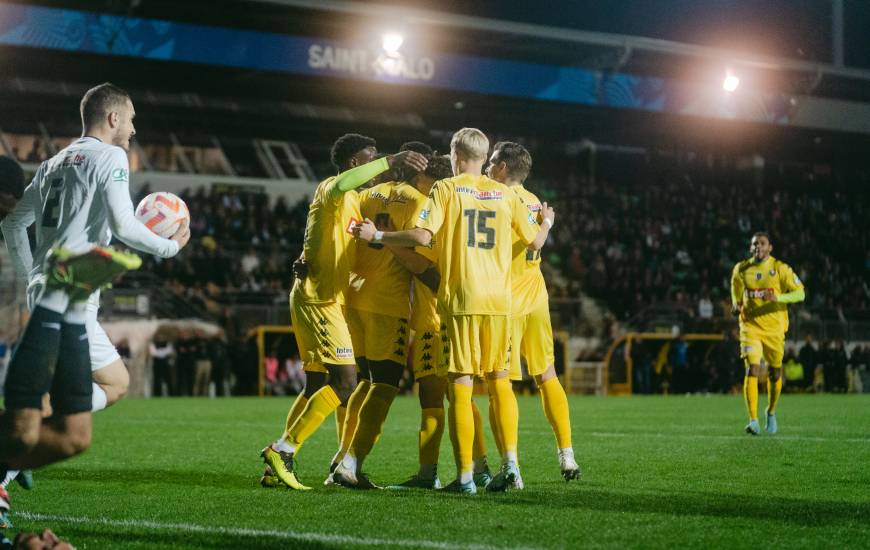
[0,4,789,124]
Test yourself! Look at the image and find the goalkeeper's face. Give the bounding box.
[750,235,772,262]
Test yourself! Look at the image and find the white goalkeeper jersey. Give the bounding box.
[0,136,178,283]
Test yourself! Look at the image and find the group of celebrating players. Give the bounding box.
[260,128,580,494]
[0,78,807,540]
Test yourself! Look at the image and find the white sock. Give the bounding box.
[340,453,357,473]
[2,470,18,488]
[558,447,575,459]
[472,457,488,474]
[459,470,473,484]
[91,383,108,412]
[274,437,295,454]
[419,464,437,480]
[38,289,70,314]
[504,451,518,465]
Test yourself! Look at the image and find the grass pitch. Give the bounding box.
[7,393,870,549]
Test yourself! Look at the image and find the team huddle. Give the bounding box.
[260,128,579,493]
[0,80,807,534]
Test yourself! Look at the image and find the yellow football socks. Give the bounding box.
[283,394,309,439]
[767,374,782,415]
[287,385,341,446]
[744,375,759,420]
[539,377,572,449]
[335,405,346,447]
[471,399,489,460]
[419,407,444,466]
[487,398,504,457]
[447,382,475,478]
[489,377,519,456]
[335,379,370,461]
[349,383,399,460]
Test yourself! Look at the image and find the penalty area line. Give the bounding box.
[14,512,543,550]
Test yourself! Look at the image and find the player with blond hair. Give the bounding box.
[355,128,554,493]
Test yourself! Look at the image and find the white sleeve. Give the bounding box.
[0,179,38,278]
[100,148,180,258]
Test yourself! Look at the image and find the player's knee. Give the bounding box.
[302,372,327,397]
[534,365,558,386]
[93,360,130,406]
[746,364,761,377]
[370,360,404,387]
[330,373,358,402]
[61,425,93,458]
[769,367,782,381]
[418,376,446,409]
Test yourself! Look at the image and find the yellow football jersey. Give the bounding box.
[731,256,804,334]
[509,185,548,316]
[417,173,540,315]
[348,181,427,318]
[410,238,440,331]
[299,176,362,304]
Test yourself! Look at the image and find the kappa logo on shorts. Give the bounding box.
[336,347,354,359]
[743,345,754,352]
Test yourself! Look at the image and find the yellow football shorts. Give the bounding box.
[445,314,510,377]
[509,303,555,381]
[411,322,448,379]
[740,329,785,368]
[289,285,355,373]
[346,308,410,364]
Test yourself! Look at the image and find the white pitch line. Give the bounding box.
[586,431,870,444]
[14,512,544,550]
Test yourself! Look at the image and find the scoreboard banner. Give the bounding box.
[0,3,806,127]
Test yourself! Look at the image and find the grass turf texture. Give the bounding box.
[6,394,870,549]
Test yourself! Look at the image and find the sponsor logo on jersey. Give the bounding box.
[747,288,773,299]
[111,168,128,183]
[345,217,362,234]
[61,153,86,167]
[336,347,354,359]
[527,203,542,212]
[418,209,429,220]
[527,212,537,225]
[370,191,409,207]
[455,186,503,200]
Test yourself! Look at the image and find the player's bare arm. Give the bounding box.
[354,221,432,248]
[528,201,555,251]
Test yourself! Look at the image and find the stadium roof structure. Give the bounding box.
[4,0,870,162]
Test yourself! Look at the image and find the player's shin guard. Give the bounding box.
[767,374,783,415]
[419,407,445,466]
[539,377,572,449]
[334,379,370,462]
[286,385,341,446]
[2,307,63,411]
[743,375,759,420]
[471,399,489,460]
[488,377,519,461]
[447,383,474,482]
[349,383,399,462]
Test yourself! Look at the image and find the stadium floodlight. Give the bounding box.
[382,32,404,54]
[723,72,740,92]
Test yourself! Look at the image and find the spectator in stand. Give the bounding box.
[192,331,212,397]
[149,337,175,397]
[175,331,195,396]
[782,351,804,392]
[824,340,849,393]
[798,335,819,392]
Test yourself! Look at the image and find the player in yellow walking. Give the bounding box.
[260,134,427,490]
[329,142,436,488]
[486,141,580,482]
[730,232,805,435]
[355,128,554,493]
